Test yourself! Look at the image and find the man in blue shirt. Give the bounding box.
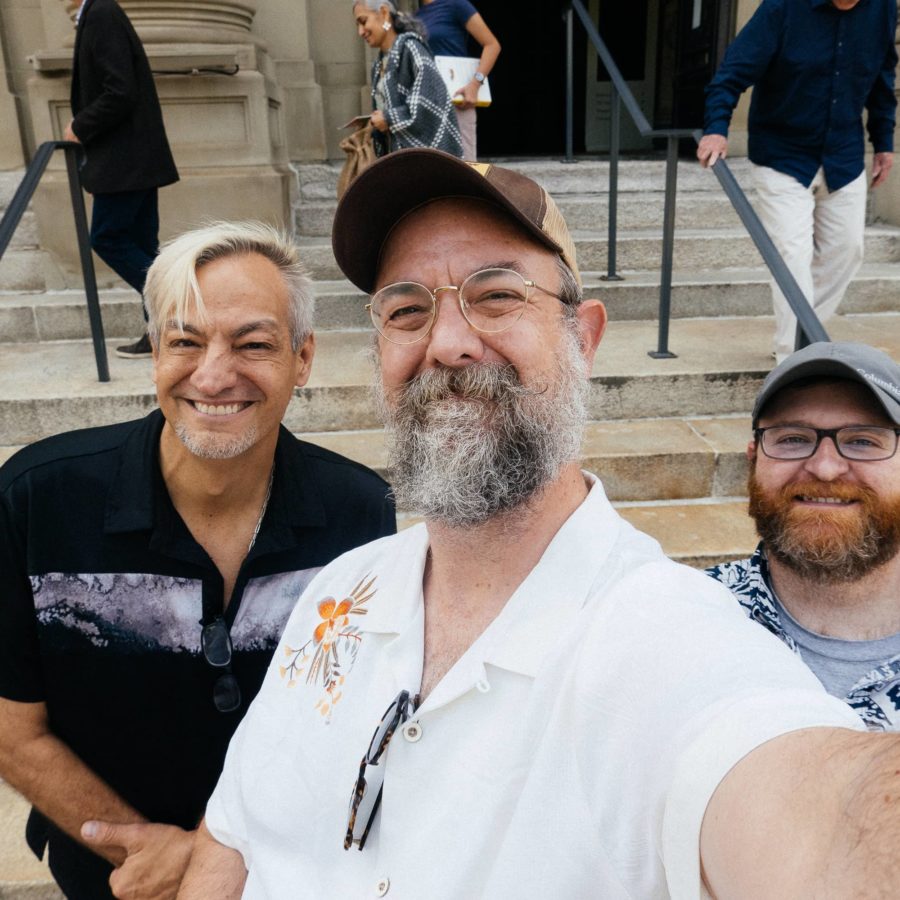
[697,0,897,361]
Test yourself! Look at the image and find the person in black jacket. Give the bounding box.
[64,0,179,359]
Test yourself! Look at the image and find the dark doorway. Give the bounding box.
[654,0,736,130]
[468,1,588,157]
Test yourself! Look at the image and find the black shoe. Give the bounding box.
[115,334,153,359]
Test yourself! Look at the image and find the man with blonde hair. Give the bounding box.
[0,221,394,899]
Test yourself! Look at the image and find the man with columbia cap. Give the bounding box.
[180,151,900,899]
[709,341,900,730]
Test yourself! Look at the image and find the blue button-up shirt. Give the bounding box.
[704,0,897,191]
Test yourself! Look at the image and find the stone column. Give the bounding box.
[0,26,26,168]
[26,0,292,287]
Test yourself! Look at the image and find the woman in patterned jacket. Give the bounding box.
[353,1,464,158]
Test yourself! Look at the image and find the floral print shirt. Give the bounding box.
[707,544,900,731]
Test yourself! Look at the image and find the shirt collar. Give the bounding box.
[356,475,624,679]
[105,411,328,539]
[481,474,622,678]
[104,409,164,534]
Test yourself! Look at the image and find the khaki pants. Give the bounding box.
[752,164,867,361]
[455,105,477,160]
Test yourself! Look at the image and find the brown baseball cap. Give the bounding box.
[332,148,581,294]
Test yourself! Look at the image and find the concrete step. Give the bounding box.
[1,413,751,503]
[2,312,898,446]
[295,226,900,281]
[310,262,900,332]
[615,498,757,567]
[2,212,40,250]
[0,289,142,344]
[0,782,60,899]
[297,414,751,502]
[6,262,898,342]
[0,251,65,293]
[293,157,759,235]
[393,496,757,567]
[297,189,753,237]
[0,170,26,208]
[295,157,756,204]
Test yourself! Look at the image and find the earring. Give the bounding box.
[382,20,391,31]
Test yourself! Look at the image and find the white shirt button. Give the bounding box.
[475,678,490,693]
[402,721,422,742]
[375,876,390,896]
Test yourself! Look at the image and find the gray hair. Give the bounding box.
[556,256,583,315]
[351,0,426,37]
[144,221,314,351]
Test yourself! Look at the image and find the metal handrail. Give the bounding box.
[0,141,109,381]
[564,0,828,358]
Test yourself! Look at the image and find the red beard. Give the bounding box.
[748,467,900,583]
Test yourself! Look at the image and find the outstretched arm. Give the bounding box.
[701,726,900,897]
[177,820,246,899]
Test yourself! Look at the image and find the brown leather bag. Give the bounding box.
[337,124,378,199]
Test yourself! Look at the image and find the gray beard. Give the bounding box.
[375,326,588,527]
[174,422,260,460]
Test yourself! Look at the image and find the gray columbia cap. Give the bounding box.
[752,341,900,427]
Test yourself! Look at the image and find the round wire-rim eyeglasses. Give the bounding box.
[366,267,565,345]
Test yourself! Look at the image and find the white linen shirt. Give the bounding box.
[206,476,861,899]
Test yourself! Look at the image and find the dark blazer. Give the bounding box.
[70,0,179,194]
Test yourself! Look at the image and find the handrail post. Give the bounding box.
[600,88,623,282]
[64,145,110,383]
[649,135,679,359]
[563,2,575,164]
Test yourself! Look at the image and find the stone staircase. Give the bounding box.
[2,155,900,894]
[0,171,65,295]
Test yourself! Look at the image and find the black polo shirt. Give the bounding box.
[0,410,395,897]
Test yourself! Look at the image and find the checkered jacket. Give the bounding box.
[370,32,464,158]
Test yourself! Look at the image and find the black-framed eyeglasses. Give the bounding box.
[755,425,900,461]
[366,267,565,345]
[201,616,242,713]
[344,689,418,850]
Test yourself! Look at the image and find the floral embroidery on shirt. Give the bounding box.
[279,574,376,721]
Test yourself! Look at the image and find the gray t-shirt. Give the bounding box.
[773,595,900,699]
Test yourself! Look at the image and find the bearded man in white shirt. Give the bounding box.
[179,150,900,899]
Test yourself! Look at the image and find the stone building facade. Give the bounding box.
[1,0,898,281]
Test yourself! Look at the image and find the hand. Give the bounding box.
[871,151,893,188]
[370,110,388,133]
[697,134,728,168]
[63,120,81,144]
[454,81,480,111]
[81,820,195,900]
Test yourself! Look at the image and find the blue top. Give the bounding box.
[416,0,478,57]
[703,0,897,191]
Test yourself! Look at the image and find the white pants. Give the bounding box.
[751,164,867,360]
[455,105,477,160]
